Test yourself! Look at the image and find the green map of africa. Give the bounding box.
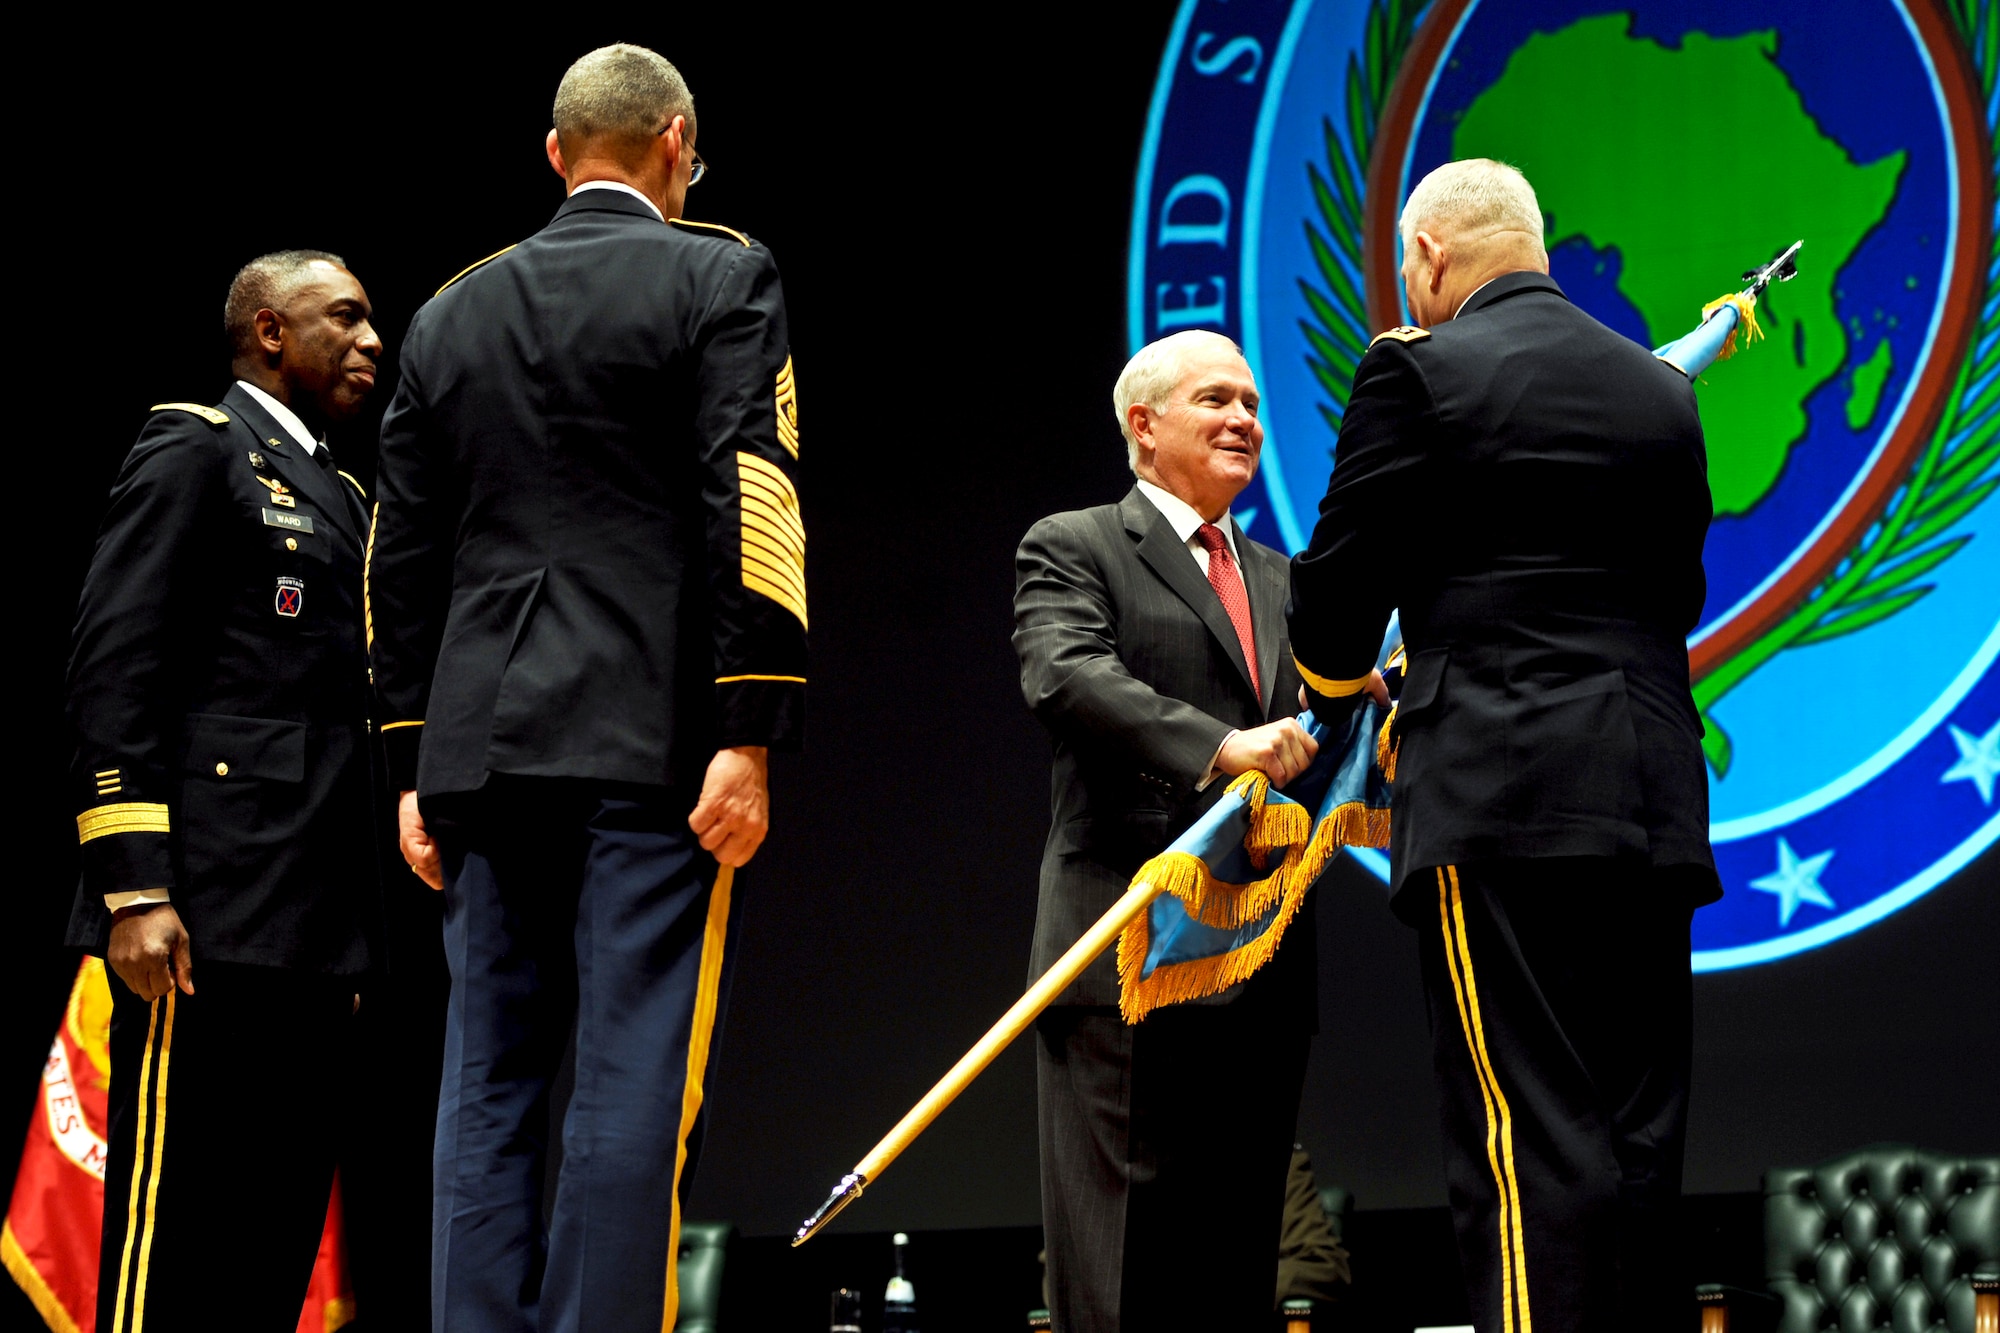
[1453,14,1906,516]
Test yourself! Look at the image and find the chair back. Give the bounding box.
[675,1220,736,1332]
[1765,1144,1998,1333]
[1316,1185,1354,1242]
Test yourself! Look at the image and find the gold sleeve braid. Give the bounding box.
[737,453,807,629]
[775,356,800,459]
[77,802,170,844]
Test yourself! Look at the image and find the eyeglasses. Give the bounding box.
[659,119,706,187]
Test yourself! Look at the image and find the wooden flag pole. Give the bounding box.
[793,875,1167,1245]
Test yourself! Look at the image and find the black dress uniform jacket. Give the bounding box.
[369,190,806,794]
[65,383,378,974]
[1014,488,1312,1008]
[1287,272,1718,905]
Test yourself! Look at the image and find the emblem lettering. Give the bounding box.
[1155,276,1228,330]
[1190,32,1263,84]
[41,1036,106,1180]
[1157,174,1232,249]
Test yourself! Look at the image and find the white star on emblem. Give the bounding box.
[1941,719,2000,805]
[1750,838,1836,928]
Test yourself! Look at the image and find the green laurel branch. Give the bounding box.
[1300,0,1423,434]
[1695,0,2000,775]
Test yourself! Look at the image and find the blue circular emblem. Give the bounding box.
[1133,0,2000,970]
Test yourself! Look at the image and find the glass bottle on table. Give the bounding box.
[883,1231,919,1333]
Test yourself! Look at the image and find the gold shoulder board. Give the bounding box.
[435,244,518,297]
[151,402,230,424]
[669,218,752,247]
[1370,326,1432,346]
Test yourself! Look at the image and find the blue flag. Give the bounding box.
[1116,679,1399,1023]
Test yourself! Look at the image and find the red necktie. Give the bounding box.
[1196,523,1261,704]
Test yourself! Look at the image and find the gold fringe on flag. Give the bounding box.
[1115,771,1390,1023]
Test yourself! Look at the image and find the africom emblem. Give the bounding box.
[1131,0,2000,969]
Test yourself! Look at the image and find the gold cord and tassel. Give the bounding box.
[1700,292,1764,360]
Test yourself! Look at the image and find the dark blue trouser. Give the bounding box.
[1415,859,1694,1333]
[428,778,739,1333]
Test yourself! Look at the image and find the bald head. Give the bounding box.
[553,43,695,165]
[1397,159,1550,326]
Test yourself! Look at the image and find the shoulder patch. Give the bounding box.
[435,244,518,297]
[669,218,752,247]
[150,402,230,425]
[1369,326,1432,346]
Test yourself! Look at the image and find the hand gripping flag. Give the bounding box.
[1117,688,1396,1022]
[2,958,355,1333]
[794,652,1403,1243]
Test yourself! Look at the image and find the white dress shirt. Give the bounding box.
[237,380,323,457]
[1135,477,1245,579]
[571,179,665,222]
[1134,478,1253,790]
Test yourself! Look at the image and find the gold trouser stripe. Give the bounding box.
[1438,867,1532,1333]
[111,991,174,1333]
[661,866,735,1333]
[78,803,170,844]
[132,989,177,1333]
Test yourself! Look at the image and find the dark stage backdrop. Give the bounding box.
[6,9,1995,1327]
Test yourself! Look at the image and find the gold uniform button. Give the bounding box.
[215,762,229,776]
[286,537,298,551]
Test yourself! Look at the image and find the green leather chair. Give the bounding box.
[1702,1144,1999,1333]
[1316,1185,1354,1243]
[674,1220,734,1333]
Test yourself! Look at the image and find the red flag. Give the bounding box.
[3,958,355,1333]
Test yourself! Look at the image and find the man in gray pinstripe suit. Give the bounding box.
[1013,331,1334,1332]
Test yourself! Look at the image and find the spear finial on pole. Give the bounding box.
[1655,239,1802,377]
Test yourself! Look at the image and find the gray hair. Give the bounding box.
[553,44,696,156]
[1398,158,1545,255]
[224,250,346,360]
[1113,330,1246,471]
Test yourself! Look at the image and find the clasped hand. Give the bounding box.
[1217,669,1393,788]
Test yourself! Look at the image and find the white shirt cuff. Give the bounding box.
[104,888,172,911]
[1195,730,1239,792]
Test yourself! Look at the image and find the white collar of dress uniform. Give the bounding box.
[1452,273,1510,319]
[570,179,665,222]
[235,380,321,457]
[1135,477,1242,565]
